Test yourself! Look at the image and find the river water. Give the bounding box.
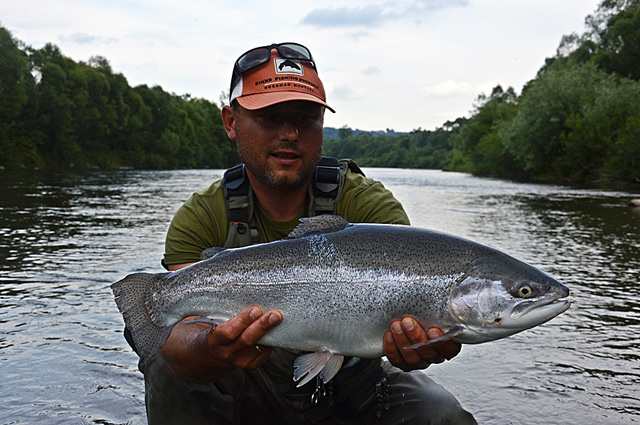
[0,168,638,424]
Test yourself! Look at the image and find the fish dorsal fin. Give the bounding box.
[287,215,350,239]
[201,247,227,260]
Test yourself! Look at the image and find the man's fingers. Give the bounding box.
[211,306,263,344]
[384,318,462,372]
[242,345,275,370]
[212,306,281,345]
[236,310,282,347]
[426,328,461,360]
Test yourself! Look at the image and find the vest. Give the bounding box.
[222,157,364,249]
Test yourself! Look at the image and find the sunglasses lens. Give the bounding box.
[237,48,271,72]
[279,43,311,60]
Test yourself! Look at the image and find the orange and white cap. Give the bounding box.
[230,49,335,112]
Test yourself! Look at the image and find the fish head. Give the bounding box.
[449,252,571,343]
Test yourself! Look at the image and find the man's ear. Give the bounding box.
[221,105,237,140]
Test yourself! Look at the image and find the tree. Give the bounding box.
[0,26,41,168]
[545,0,640,81]
[500,61,640,182]
[449,85,519,176]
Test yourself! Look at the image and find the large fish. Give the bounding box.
[112,215,570,386]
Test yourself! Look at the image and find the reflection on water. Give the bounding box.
[0,169,638,424]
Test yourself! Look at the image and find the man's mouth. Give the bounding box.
[271,151,300,160]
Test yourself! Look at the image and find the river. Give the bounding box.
[0,168,638,424]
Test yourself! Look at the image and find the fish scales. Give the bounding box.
[150,230,453,349]
[112,215,570,384]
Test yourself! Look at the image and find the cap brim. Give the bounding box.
[236,92,335,113]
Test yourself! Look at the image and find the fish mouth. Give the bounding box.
[508,297,572,327]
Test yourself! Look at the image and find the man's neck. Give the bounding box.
[247,174,309,222]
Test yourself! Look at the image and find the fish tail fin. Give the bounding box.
[111,272,172,366]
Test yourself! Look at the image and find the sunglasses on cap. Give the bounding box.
[230,42,317,93]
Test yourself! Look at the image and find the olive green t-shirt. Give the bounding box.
[163,169,410,267]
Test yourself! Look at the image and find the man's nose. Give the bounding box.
[278,120,299,141]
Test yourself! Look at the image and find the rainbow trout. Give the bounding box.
[112,215,570,386]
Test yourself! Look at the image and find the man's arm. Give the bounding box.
[161,306,282,382]
[167,263,195,271]
[159,261,283,382]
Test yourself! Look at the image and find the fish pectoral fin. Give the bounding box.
[293,351,344,388]
[404,326,465,350]
[183,317,228,326]
[319,354,345,384]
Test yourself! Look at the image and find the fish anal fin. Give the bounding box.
[293,351,344,387]
[287,215,350,239]
[404,326,465,350]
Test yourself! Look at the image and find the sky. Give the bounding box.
[1,0,602,132]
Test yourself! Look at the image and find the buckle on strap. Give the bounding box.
[314,156,340,196]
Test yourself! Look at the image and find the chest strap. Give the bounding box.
[223,157,362,248]
[222,163,260,248]
[310,156,341,216]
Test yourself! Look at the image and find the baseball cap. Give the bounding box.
[229,43,335,112]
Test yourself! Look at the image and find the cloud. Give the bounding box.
[301,0,469,28]
[405,0,469,13]
[362,66,381,76]
[346,31,372,41]
[61,32,118,45]
[330,84,365,100]
[301,5,385,27]
[420,80,495,98]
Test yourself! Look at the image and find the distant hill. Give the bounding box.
[324,127,408,139]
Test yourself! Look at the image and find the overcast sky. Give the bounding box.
[2,0,601,132]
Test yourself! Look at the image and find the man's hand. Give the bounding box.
[384,317,461,372]
[206,306,282,370]
[161,306,282,382]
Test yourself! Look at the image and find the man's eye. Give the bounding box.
[297,116,320,126]
[256,115,280,126]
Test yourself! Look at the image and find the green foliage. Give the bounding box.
[324,0,639,186]
[451,0,640,186]
[0,26,42,168]
[0,26,236,170]
[449,86,520,176]
[546,0,640,81]
[1,0,639,188]
[499,59,640,183]
[324,125,459,170]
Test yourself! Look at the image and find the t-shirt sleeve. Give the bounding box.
[337,171,410,225]
[162,183,228,267]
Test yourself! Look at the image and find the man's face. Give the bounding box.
[228,101,325,191]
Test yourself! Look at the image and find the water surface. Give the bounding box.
[1,169,638,424]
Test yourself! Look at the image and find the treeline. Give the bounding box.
[0,26,238,169]
[324,121,465,169]
[1,0,639,186]
[326,0,640,185]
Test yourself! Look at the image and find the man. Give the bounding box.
[146,43,476,424]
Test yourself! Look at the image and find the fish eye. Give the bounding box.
[517,285,533,298]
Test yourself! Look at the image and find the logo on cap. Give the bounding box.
[275,58,304,76]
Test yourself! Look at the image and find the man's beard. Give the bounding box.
[238,144,322,191]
